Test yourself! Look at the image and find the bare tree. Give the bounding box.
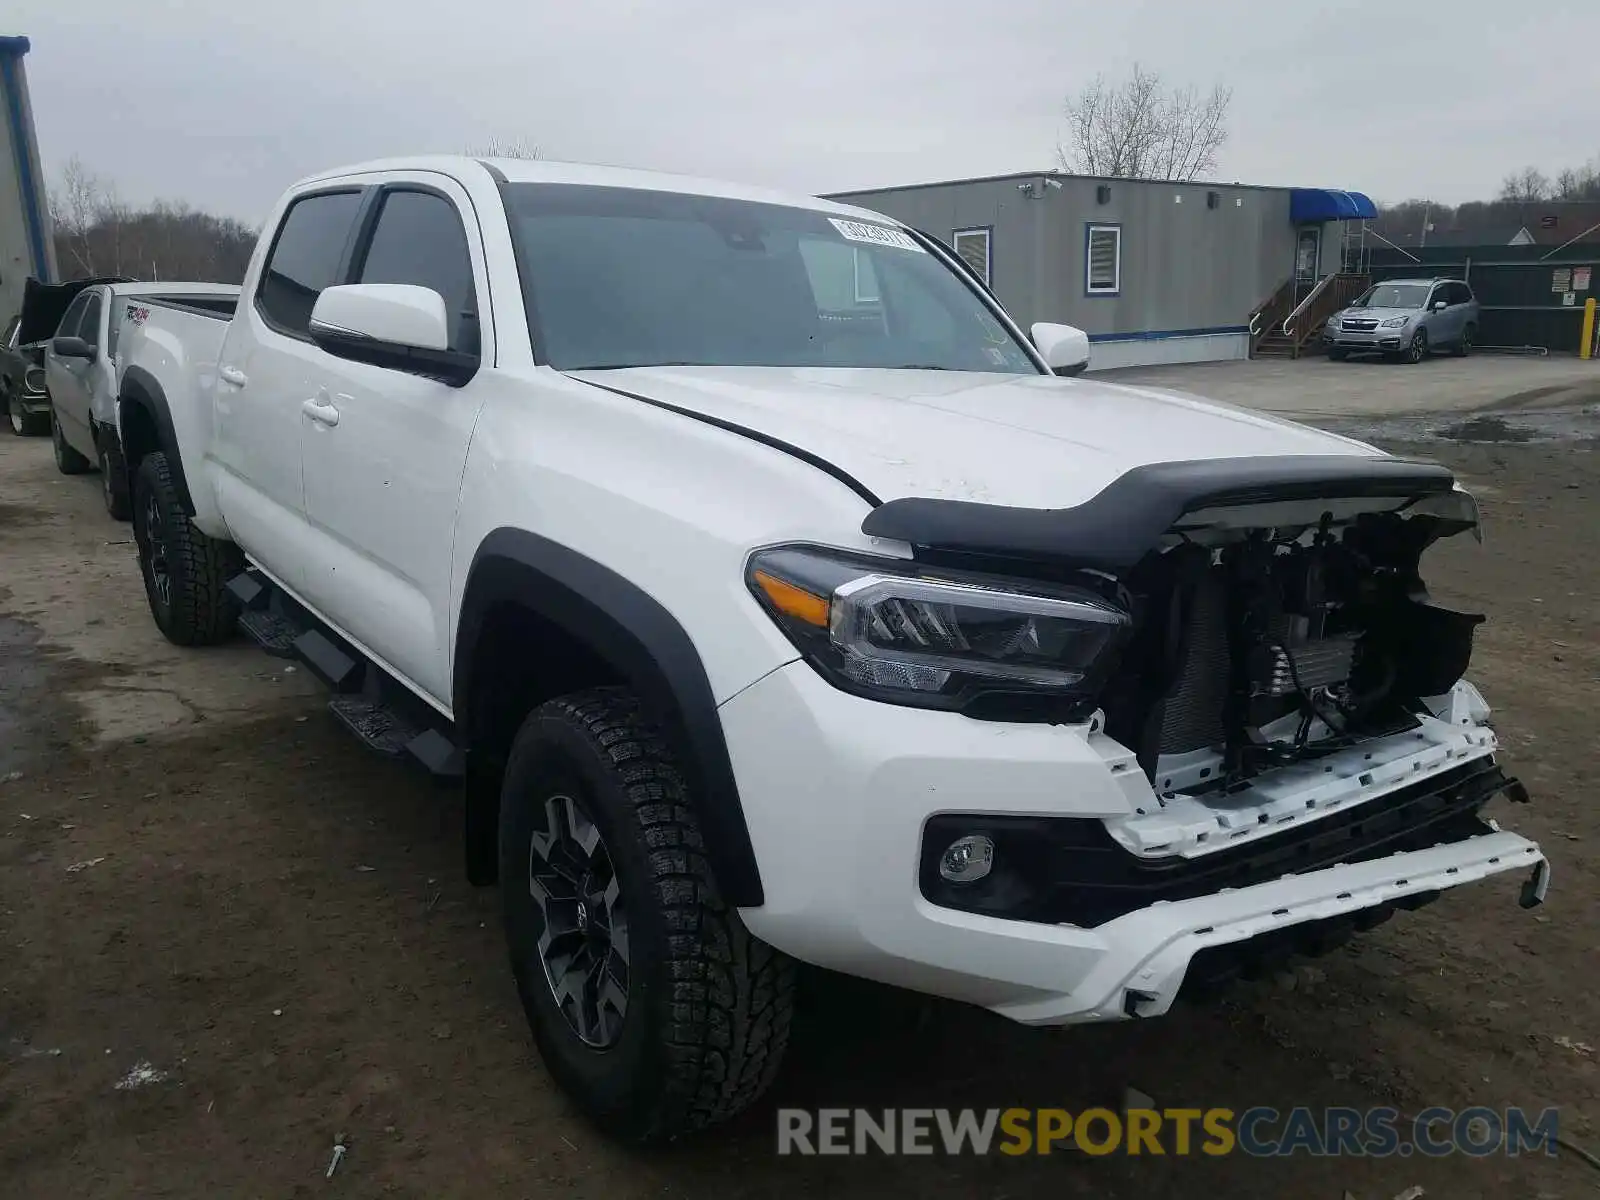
[51,155,108,277]
[464,137,542,159]
[47,157,257,284]
[1057,65,1231,181]
[1499,167,1551,203]
[1554,158,1600,201]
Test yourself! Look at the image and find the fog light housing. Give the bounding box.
[938,834,994,884]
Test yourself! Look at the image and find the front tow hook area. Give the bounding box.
[1519,858,1552,908]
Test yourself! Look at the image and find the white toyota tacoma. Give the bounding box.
[114,155,1548,1143]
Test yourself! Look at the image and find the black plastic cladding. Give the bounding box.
[862,455,1461,571]
[117,365,195,514]
[454,528,765,906]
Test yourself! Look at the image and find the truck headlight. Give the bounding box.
[23,366,45,393]
[745,545,1129,716]
[1325,315,1342,330]
[1381,316,1409,328]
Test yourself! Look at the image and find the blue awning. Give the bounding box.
[1290,188,1378,222]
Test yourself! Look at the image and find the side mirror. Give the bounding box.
[308,284,478,386]
[1430,299,1449,312]
[1030,322,1090,377]
[52,335,97,361]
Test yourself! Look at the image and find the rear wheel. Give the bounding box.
[51,409,91,473]
[132,451,241,645]
[499,688,795,1144]
[1454,323,1476,357]
[99,439,132,520]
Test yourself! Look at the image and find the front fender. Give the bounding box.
[455,529,765,906]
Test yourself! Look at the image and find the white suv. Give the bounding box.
[112,156,1547,1143]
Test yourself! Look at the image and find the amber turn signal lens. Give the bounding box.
[752,569,830,628]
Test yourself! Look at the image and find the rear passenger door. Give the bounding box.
[212,188,366,592]
[297,177,492,704]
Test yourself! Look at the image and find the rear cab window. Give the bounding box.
[256,190,365,338]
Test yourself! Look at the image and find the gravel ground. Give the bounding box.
[0,398,1596,1198]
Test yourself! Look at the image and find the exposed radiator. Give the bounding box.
[1158,575,1230,756]
[1156,575,1358,757]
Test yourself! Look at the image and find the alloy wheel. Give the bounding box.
[143,493,172,610]
[1408,331,1426,363]
[527,792,629,1048]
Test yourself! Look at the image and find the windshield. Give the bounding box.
[1352,283,1430,309]
[502,183,1040,375]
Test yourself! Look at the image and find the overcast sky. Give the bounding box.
[9,0,1598,223]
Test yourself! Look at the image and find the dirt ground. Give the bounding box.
[2,386,1597,1197]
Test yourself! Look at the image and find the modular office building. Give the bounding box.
[824,172,1377,371]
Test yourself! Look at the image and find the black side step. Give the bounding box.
[326,696,464,779]
[238,610,300,658]
[293,629,363,693]
[224,568,465,781]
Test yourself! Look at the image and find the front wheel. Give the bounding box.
[51,410,92,473]
[1327,346,1348,362]
[500,688,795,1144]
[132,451,241,645]
[1404,329,1429,364]
[100,442,131,521]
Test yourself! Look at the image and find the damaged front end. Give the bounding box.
[861,454,1535,878]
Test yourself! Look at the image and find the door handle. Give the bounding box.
[302,396,340,427]
[218,364,249,388]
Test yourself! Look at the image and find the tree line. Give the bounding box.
[49,155,257,285]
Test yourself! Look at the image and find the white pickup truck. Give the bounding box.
[115,155,1548,1143]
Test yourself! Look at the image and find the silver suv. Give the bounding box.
[1324,278,1479,364]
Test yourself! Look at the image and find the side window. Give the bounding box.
[355,190,478,353]
[257,190,365,338]
[1454,282,1475,305]
[79,292,104,349]
[57,292,91,340]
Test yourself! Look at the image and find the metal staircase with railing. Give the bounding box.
[1250,272,1370,359]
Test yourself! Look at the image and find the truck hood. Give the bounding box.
[567,365,1382,509]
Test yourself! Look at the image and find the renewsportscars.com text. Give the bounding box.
[776,1106,1560,1158]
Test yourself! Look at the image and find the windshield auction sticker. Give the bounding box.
[828,218,925,253]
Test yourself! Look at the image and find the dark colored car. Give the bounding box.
[2,310,51,436]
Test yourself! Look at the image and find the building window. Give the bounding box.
[952,227,991,287]
[1085,224,1121,296]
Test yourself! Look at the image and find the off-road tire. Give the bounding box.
[132,450,241,646]
[51,409,91,473]
[499,687,795,1144]
[100,441,131,520]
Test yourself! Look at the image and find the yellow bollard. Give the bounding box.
[1583,297,1597,360]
